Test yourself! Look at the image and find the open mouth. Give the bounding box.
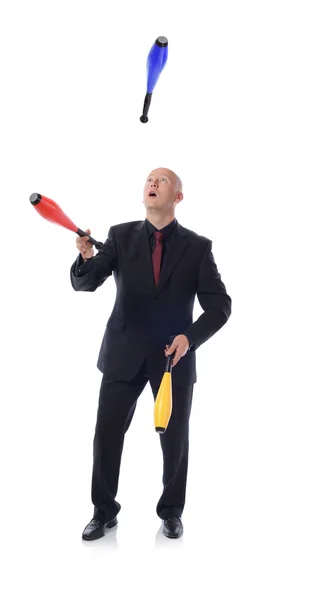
[148,192,157,197]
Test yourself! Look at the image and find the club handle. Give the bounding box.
[164,335,176,372]
[76,228,104,250]
[140,92,152,123]
[165,355,173,373]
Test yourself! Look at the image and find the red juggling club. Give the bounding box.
[29,193,104,249]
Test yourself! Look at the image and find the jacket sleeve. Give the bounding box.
[183,241,232,351]
[70,226,117,292]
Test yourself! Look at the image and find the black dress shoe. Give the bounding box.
[162,517,183,538]
[82,517,118,541]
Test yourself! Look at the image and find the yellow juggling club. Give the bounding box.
[154,335,176,434]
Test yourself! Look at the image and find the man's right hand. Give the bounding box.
[76,228,94,262]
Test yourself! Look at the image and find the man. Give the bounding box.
[70,167,232,540]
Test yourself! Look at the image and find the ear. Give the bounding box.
[175,191,183,204]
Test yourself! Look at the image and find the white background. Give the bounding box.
[1,0,311,598]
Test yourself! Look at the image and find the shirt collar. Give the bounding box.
[145,217,177,242]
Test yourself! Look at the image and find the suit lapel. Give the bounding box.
[128,221,190,297]
[128,222,155,294]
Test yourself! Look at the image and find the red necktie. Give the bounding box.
[152,231,163,285]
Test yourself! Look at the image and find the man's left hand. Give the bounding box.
[164,334,190,367]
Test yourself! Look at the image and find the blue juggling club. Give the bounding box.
[140,36,168,123]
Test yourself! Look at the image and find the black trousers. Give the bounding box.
[91,359,194,523]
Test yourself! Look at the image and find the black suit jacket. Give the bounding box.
[70,219,232,387]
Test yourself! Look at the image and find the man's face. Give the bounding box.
[143,168,182,212]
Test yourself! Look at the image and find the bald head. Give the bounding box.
[143,167,184,221]
[150,168,183,192]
